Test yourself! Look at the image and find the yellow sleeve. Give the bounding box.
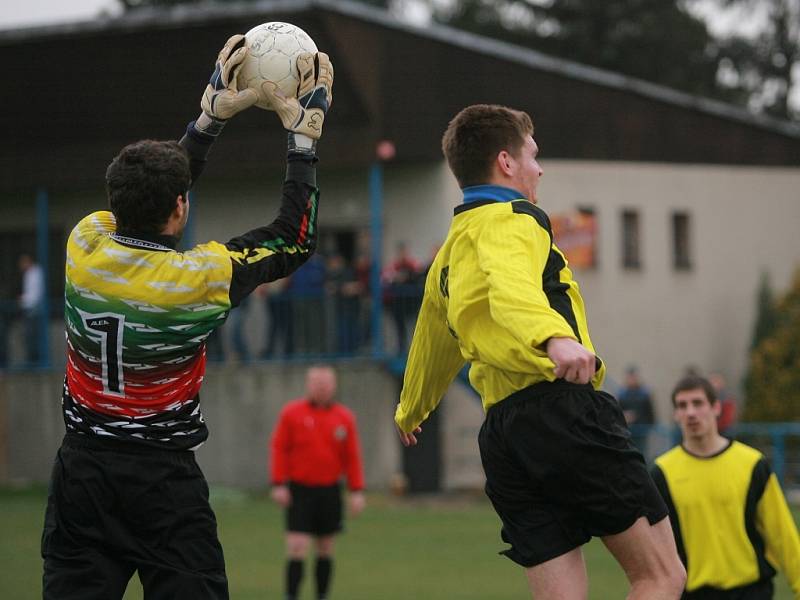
[475,211,576,349]
[756,473,800,596]
[395,268,465,433]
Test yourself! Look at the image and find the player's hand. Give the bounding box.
[396,423,422,447]
[546,337,596,384]
[270,484,292,508]
[200,34,258,122]
[264,52,333,147]
[349,491,366,516]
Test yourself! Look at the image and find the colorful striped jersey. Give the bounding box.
[63,176,318,450]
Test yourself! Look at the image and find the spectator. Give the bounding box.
[0,281,12,369]
[259,279,293,359]
[288,253,326,355]
[227,296,251,363]
[652,375,800,597]
[382,241,421,354]
[617,366,656,459]
[325,254,361,355]
[18,253,44,365]
[353,253,373,349]
[709,372,738,434]
[270,366,365,600]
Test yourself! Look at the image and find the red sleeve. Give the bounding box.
[343,410,365,491]
[270,407,292,485]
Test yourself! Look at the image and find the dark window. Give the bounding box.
[621,209,641,269]
[672,212,692,270]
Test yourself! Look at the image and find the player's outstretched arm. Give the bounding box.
[179,34,258,185]
[223,52,334,307]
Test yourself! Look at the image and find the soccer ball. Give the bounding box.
[236,22,318,111]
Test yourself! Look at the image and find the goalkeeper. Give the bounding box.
[40,36,333,600]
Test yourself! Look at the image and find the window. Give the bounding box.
[672,212,692,270]
[621,209,641,269]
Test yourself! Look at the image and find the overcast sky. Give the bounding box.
[0,0,119,28]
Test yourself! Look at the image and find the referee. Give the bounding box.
[270,366,365,600]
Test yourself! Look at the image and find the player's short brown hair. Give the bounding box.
[441,104,534,188]
[106,140,191,235]
[671,375,717,407]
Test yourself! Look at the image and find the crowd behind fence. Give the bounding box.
[3,250,799,496]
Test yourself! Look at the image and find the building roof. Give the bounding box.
[3,0,799,192]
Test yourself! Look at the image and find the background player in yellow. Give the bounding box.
[652,375,800,598]
[395,104,686,599]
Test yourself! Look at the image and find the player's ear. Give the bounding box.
[497,150,514,176]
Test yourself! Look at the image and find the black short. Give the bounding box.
[42,433,228,600]
[683,579,774,600]
[286,482,343,536]
[478,380,668,568]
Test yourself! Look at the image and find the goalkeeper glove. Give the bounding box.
[195,34,258,138]
[263,52,334,155]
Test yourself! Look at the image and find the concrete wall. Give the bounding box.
[0,362,404,490]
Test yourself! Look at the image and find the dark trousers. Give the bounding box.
[42,434,228,600]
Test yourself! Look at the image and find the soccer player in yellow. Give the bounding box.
[652,375,800,598]
[41,37,332,599]
[394,104,686,599]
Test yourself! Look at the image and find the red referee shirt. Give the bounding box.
[270,398,365,491]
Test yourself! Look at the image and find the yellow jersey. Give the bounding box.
[396,192,605,432]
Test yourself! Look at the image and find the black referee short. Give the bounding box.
[42,433,228,600]
[478,380,668,568]
[286,482,343,536]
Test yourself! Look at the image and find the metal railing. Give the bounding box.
[629,423,800,490]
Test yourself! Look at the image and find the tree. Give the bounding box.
[750,271,779,350]
[701,0,800,120]
[743,268,800,421]
[430,0,728,104]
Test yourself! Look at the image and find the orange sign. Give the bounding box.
[551,211,597,269]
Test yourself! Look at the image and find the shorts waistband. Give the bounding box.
[63,432,196,461]
[489,379,595,414]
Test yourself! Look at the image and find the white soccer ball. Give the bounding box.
[236,22,318,111]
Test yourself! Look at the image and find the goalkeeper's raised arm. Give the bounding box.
[221,50,333,306]
[178,40,333,307]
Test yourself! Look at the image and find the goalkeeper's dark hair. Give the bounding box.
[671,375,717,407]
[106,140,191,235]
[441,104,534,188]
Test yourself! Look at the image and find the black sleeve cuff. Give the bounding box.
[179,121,216,162]
[285,154,317,187]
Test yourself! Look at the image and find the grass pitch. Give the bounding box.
[2,486,796,599]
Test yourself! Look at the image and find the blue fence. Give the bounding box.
[629,423,800,490]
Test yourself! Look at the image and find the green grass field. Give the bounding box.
[2,486,796,599]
